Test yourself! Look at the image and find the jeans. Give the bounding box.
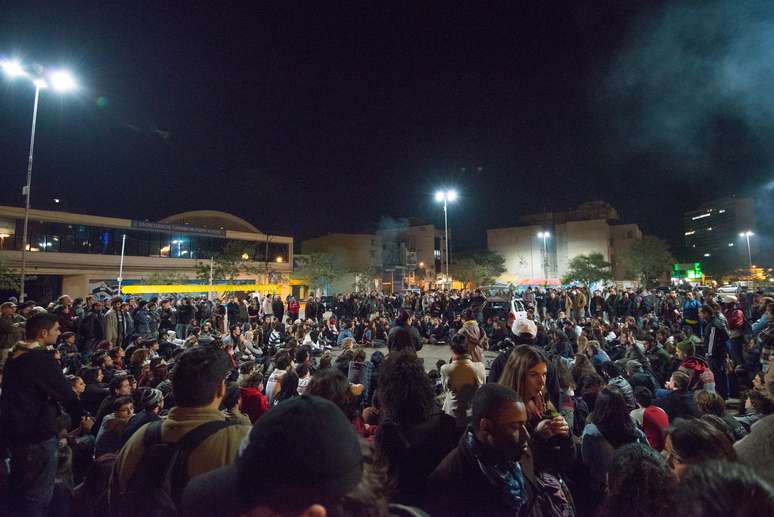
[175,323,191,340]
[727,337,745,366]
[708,355,729,399]
[9,436,59,517]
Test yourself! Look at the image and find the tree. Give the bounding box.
[561,253,612,286]
[351,265,382,293]
[450,250,507,287]
[195,241,261,282]
[618,236,675,287]
[145,271,190,285]
[0,257,19,291]
[292,252,345,293]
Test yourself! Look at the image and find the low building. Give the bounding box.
[0,206,293,301]
[300,233,383,293]
[487,201,642,284]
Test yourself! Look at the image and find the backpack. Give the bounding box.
[112,419,233,517]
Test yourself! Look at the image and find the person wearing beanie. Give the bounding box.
[182,396,402,517]
[119,387,165,447]
[676,339,715,393]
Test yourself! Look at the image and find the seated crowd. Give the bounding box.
[0,286,773,517]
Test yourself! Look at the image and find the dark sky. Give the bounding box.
[2,1,772,254]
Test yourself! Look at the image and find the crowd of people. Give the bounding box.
[0,284,773,517]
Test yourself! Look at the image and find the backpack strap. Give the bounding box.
[175,419,234,454]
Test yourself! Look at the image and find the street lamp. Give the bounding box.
[739,231,754,270]
[2,58,78,302]
[434,189,458,286]
[537,231,550,283]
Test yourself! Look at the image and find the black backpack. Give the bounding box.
[112,419,233,517]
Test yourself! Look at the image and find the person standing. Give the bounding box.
[700,304,730,399]
[105,296,128,348]
[0,313,74,517]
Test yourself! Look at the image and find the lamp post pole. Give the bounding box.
[18,83,41,303]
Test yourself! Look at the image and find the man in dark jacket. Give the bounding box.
[78,301,106,357]
[0,312,74,517]
[700,304,730,399]
[655,370,702,421]
[426,383,538,517]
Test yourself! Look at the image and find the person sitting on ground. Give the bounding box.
[426,383,534,517]
[307,367,373,439]
[120,387,164,447]
[630,386,669,451]
[264,350,291,406]
[221,384,251,425]
[694,389,747,442]
[273,369,299,406]
[182,396,405,517]
[581,386,646,497]
[109,346,251,514]
[676,461,774,517]
[735,388,774,431]
[238,371,269,424]
[94,396,134,457]
[440,333,486,428]
[655,370,703,421]
[597,443,677,517]
[675,338,715,392]
[600,362,636,409]
[93,374,132,436]
[375,351,459,507]
[663,418,737,480]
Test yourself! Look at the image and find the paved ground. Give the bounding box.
[333,342,501,373]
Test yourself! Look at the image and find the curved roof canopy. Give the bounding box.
[160,210,262,234]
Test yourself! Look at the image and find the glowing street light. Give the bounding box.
[434,189,458,284]
[49,69,77,92]
[2,57,79,301]
[1,59,24,78]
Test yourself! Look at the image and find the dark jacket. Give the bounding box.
[655,390,702,421]
[426,432,541,517]
[0,346,75,444]
[81,383,110,417]
[376,411,460,507]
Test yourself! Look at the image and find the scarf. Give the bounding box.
[465,428,528,513]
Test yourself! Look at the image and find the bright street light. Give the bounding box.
[739,231,754,237]
[537,231,550,238]
[49,69,77,92]
[434,188,458,285]
[1,59,25,78]
[2,56,79,301]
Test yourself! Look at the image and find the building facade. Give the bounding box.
[300,233,383,293]
[682,197,757,275]
[487,201,642,284]
[0,206,293,301]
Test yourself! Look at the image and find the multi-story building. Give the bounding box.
[487,201,642,284]
[0,206,293,301]
[300,233,383,293]
[682,197,756,275]
[379,222,445,292]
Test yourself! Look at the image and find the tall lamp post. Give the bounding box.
[434,189,458,288]
[537,231,550,285]
[2,59,77,301]
[739,230,755,286]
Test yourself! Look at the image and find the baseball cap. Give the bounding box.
[512,318,537,338]
[718,294,738,304]
[182,395,363,516]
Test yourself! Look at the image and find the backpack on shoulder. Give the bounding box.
[111,419,232,517]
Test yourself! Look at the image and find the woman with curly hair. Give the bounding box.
[598,443,677,517]
[374,351,459,507]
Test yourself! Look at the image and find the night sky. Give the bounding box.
[2,1,773,254]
